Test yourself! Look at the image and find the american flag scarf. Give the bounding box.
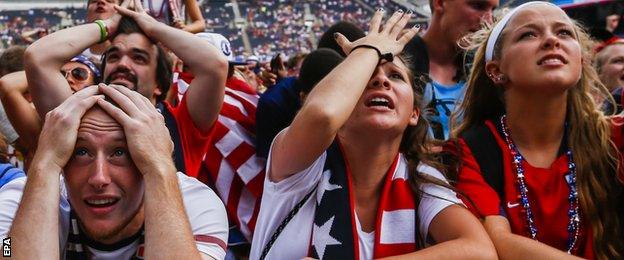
[64,210,145,259]
[310,142,419,259]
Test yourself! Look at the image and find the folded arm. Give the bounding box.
[0,71,42,152]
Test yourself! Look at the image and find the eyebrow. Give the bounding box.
[104,46,151,57]
[130,48,151,58]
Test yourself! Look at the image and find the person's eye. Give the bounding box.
[107,54,119,62]
[389,72,405,81]
[558,29,574,37]
[74,148,89,157]
[134,55,147,64]
[612,58,624,64]
[518,31,536,40]
[112,148,127,157]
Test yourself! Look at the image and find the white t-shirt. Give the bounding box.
[250,148,461,260]
[0,173,228,260]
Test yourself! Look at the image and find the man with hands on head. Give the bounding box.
[24,0,228,178]
[4,84,228,259]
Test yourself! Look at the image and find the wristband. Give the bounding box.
[350,44,393,65]
[94,20,108,43]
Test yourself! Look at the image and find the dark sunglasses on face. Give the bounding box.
[61,67,91,82]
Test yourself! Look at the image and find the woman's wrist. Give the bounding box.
[350,44,394,65]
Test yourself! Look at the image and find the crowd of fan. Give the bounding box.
[0,0,406,57]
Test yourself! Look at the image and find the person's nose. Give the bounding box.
[87,154,111,190]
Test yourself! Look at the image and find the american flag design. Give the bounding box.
[174,75,265,243]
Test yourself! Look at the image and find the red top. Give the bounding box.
[454,119,623,259]
[164,95,214,179]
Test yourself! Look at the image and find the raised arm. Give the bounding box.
[97,84,204,259]
[269,10,418,181]
[0,71,42,152]
[116,0,227,133]
[175,0,206,33]
[9,86,102,258]
[24,0,130,118]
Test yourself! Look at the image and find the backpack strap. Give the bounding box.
[460,124,505,201]
[0,164,25,187]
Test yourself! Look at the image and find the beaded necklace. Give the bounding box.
[499,115,581,253]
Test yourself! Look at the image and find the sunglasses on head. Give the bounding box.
[61,67,91,82]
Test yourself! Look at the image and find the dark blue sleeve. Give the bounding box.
[255,78,301,158]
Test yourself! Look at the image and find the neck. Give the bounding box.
[422,25,461,84]
[504,88,567,166]
[338,132,401,191]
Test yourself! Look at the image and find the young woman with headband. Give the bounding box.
[453,1,624,259]
[250,9,496,260]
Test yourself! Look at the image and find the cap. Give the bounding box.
[70,54,101,79]
[195,32,247,65]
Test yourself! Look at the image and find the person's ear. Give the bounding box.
[432,0,446,15]
[485,60,508,85]
[409,108,420,126]
[153,85,162,97]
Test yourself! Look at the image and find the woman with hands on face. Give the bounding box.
[250,9,496,260]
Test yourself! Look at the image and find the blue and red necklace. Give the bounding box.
[500,115,581,254]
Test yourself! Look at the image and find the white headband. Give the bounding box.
[485,1,561,62]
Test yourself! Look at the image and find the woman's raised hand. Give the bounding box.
[335,9,419,58]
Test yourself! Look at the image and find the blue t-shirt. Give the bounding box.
[255,77,301,158]
[422,80,466,140]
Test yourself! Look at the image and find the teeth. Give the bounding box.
[371,97,389,103]
[87,199,116,205]
[540,58,563,65]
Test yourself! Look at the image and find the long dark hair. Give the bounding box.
[397,53,463,248]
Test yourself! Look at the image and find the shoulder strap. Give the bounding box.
[461,124,505,201]
[259,185,316,260]
[259,141,341,260]
[157,102,187,174]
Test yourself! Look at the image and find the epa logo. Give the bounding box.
[2,237,10,257]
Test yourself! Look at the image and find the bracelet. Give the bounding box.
[350,44,394,64]
[94,20,108,43]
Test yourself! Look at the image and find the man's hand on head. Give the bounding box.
[113,0,163,38]
[33,85,103,171]
[101,0,131,36]
[97,83,176,176]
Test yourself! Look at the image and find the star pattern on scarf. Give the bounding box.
[313,216,341,258]
[317,170,342,205]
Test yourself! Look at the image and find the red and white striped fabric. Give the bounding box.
[176,75,265,242]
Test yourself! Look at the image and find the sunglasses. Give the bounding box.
[61,67,91,82]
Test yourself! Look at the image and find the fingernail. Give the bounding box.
[333,32,339,39]
[377,8,383,12]
[397,9,404,13]
[406,10,413,15]
[414,24,421,29]
[380,8,385,12]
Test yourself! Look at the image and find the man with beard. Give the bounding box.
[24,0,228,178]
[2,84,228,259]
[403,0,498,140]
